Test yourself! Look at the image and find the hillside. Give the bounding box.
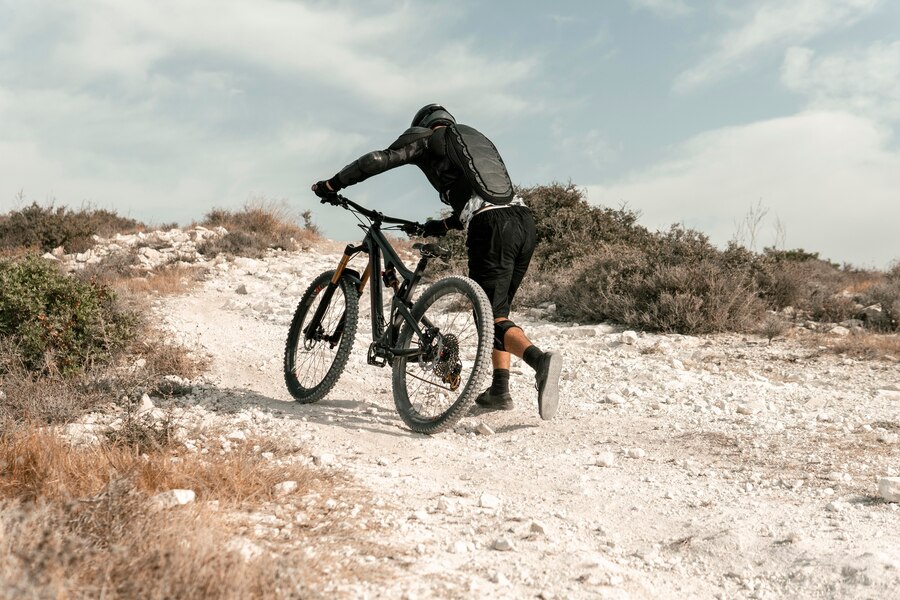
[1,205,899,599]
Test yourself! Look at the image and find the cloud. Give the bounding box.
[674,0,879,93]
[782,42,900,122]
[586,110,900,268]
[2,0,536,120]
[0,1,540,228]
[628,0,692,19]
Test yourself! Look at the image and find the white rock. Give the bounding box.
[829,326,850,336]
[489,571,511,586]
[479,492,501,510]
[626,448,646,459]
[139,393,155,414]
[476,422,495,436]
[226,430,246,442]
[492,538,515,551]
[604,393,626,405]
[274,481,298,496]
[621,331,639,345]
[877,432,899,444]
[151,489,196,510]
[451,540,469,554]
[877,477,900,502]
[313,453,336,466]
[436,496,457,514]
[225,537,264,561]
[595,452,616,468]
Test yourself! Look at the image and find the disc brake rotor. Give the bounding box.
[432,333,462,391]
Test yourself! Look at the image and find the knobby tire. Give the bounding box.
[284,270,359,403]
[392,276,493,434]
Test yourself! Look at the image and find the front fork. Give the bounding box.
[304,245,368,343]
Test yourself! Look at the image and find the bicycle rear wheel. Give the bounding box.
[284,270,359,403]
[392,276,493,434]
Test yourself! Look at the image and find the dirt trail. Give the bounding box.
[158,247,900,599]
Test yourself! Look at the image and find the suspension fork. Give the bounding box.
[304,245,359,341]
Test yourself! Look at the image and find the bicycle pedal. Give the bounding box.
[367,343,389,367]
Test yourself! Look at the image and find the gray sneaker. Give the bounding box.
[535,351,562,420]
[475,389,514,411]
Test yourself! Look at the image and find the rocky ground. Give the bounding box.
[61,233,900,599]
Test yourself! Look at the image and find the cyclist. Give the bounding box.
[311,104,562,420]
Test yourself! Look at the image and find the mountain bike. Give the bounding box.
[283,194,493,434]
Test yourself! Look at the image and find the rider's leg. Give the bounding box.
[495,317,562,420]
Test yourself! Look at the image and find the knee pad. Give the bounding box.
[493,319,521,351]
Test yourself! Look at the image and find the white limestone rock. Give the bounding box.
[151,489,196,510]
[877,477,900,502]
[479,493,501,510]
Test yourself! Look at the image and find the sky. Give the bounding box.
[1,0,898,268]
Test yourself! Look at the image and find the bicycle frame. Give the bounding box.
[304,196,439,367]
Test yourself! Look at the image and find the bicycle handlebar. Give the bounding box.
[321,193,419,227]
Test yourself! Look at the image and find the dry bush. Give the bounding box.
[757,313,790,342]
[0,425,391,599]
[809,330,900,361]
[859,281,900,332]
[198,199,320,259]
[0,202,144,254]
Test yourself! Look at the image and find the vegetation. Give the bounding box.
[0,202,143,254]
[0,256,137,374]
[418,183,898,335]
[197,199,320,258]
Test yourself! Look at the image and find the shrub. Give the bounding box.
[197,200,320,258]
[0,202,143,253]
[860,281,900,332]
[558,244,764,334]
[518,185,764,333]
[0,256,137,374]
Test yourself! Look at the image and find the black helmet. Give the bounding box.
[411,104,456,128]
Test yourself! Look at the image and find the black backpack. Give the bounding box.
[443,124,514,205]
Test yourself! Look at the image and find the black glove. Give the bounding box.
[402,219,447,238]
[422,219,449,237]
[400,222,425,237]
[311,178,340,201]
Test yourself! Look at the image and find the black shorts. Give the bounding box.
[466,206,536,319]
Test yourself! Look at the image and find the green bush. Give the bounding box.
[0,256,137,374]
[0,203,143,253]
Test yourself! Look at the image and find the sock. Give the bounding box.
[490,369,510,395]
[523,345,544,371]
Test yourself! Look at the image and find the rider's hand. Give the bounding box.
[421,219,448,238]
[311,179,339,202]
[401,222,425,237]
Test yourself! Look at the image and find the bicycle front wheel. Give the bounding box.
[392,276,493,434]
[284,270,359,403]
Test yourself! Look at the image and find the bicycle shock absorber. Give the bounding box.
[382,265,400,293]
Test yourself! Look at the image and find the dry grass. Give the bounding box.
[117,264,204,296]
[805,330,900,361]
[197,199,321,258]
[0,424,394,599]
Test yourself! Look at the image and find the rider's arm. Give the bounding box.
[326,127,433,192]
